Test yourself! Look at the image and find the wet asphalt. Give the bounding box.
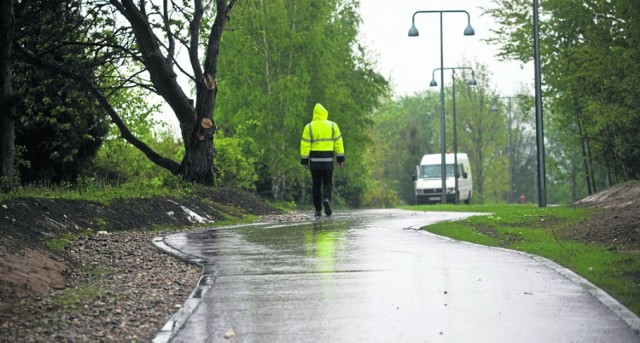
[153,209,640,343]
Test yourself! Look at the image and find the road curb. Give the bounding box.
[151,234,216,343]
[418,229,640,335]
[150,220,312,342]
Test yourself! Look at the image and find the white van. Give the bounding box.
[414,153,473,205]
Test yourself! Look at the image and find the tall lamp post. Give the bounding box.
[491,96,517,204]
[430,67,477,204]
[533,0,547,207]
[408,10,475,204]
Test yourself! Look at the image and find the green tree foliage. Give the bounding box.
[452,64,506,204]
[490,93,538,203]
[214,131,258,191]
[364,92,440,205]
[486,0,640,196]
[216,0,388,206]
[13,0,109,183]
[92,88,182,184]
[14,0,239,185]
[364,62,535,206]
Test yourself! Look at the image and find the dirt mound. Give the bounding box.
[564,181,640,250]
[0,187,280,309]
[574,181,640,209]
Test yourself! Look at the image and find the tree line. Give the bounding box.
[2,0,238,189]
[486,0,640,194]
[0,0,636,206]
[0,0,388,208]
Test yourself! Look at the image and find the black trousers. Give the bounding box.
[310,169,333,211]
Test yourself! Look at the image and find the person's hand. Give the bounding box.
[304,164,309,169]
[338,161,344,168]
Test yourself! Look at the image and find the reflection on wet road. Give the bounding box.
[156,209,640,343]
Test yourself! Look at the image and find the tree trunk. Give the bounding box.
[0,113,14,187]
[0,0,15,189]
[111,0,236,185]
[182,117,215,184]
[586,137,596,193]
[574,102,593,196]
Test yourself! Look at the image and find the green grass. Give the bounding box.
[271,200,298,212]
[53,285,105,307]
[44,234,76,251]
[44,229,95,251]
[17,284,106,311]
[0,176,195,204]
[405,203,640,317]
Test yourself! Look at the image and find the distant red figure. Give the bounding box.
[520,194,526,204]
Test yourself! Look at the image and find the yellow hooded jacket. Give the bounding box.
[300,103,345,170]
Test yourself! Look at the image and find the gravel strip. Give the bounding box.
[0,213,307,343]
[0,230,200,343]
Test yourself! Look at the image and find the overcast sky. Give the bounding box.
[357,0,533,98]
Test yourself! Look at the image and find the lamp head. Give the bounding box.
[464,23,475,36]
[408,24,419,37]
[467,77,477,86]
[490,104,498,113]
[430,79,438,87]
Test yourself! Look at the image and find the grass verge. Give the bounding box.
[0,177,195,204]
[44,230,94,251]
[404,204,640,317]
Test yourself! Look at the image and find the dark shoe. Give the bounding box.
[323,199,332,217]
[314,211,322,218]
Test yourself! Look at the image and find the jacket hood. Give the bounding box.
[312,103,329,121]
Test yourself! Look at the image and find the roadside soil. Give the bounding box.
[564,181,640,251]
[0,187,293,342]
[0,182,638,342]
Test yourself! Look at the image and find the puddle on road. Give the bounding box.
[162,209,429,278]
[166,214,379,278]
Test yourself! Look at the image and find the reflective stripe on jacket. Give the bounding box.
[300,103,345,170]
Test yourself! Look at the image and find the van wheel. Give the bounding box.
[464,192,472,205]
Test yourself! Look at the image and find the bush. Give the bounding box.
[214,133,258,191]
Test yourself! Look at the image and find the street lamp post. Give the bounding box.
[533,0,547,207]
[491,97,517,204]
[430,67,477,204]
[408,10,475,204]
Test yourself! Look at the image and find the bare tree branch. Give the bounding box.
[162,0,176,69]
[105,68,150,97]
[15,44,181,175]
[189,0,204,83]
[111,0,195,126]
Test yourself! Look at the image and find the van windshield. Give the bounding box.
[420,164,456,179]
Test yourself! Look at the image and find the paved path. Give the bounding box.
[153,209,640,342]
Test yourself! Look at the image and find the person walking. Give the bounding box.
[300,103,345,217]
